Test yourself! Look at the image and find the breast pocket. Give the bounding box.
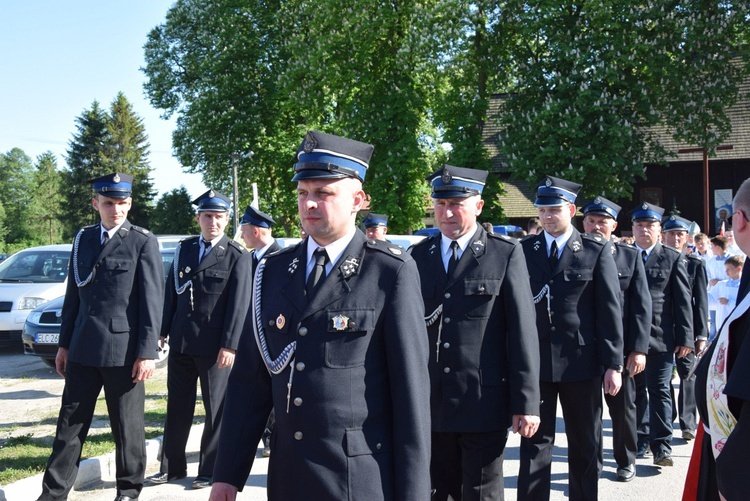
[463,278,502,319]
[201,269,229,294]
[325,309,375,368]
[101,259,131,289]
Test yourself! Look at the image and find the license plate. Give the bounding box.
[36,333,59,344]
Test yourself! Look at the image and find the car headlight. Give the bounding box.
[26,311,43,324]
[18,297,47,310]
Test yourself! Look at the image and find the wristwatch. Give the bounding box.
[609,364,623,373]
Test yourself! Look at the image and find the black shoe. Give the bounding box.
[262,445,271,457]
[636,442,651,458]
[147,471,187,484]
[653,451,674,467]
[682,430,696,441]
[192,476,212,489]
[114,496,138,501]
[616,463,636,482]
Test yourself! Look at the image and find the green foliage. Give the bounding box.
[151,187,200,234]
[29,152,64,245]
[61,95,157,238]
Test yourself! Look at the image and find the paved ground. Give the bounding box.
[1,346,696,500]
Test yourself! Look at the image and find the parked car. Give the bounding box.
[156,234,190,250]
[21,247,176,368]
[385,234,426,249]
[0,244,72,348]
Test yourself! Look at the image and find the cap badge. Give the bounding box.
[441,168,452,184]
[208,190,215,198]
[594,196,602,203]
[113,174,121,183]
[641,202,648,210]
[545,178,552,187]
[332,314,350,331]
[670,215,676,220]
[303,131,317,153]
[276,314,286,330]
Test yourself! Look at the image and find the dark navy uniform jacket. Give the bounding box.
[162,235,251,356]
[521,229,623,382]
[409,226,540,432]
[612,242,652,356]
[685,253,709,342]
[251,240,282,277]
[59,220,164,366]
[214,230,431,500]
[641,242,694,352]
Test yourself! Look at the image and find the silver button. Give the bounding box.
[294,397,303,406]
[443,367,451,373]
[549,279,554,285]
[299,327,308,336]
[443,342,450,349]
[551,326,556,332]
[444,292,451,299]
[376,443,382,450]
[296,362,305,371]
[478,285,485,292]
[294,431,303,440]
[268,320,275,327]
[444,317,451,324]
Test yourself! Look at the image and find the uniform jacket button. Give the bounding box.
[443,367,451,374]
[444,317,450,324]
[299,327,308,336]
[294,397,303,406]
[444,292,451,299]
[296,362,305,371]
[294,431,303,440]
[269,320,275,326]
[443,342,450,349]
[376,443,382,450]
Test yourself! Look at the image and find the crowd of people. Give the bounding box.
[33,129,749,501]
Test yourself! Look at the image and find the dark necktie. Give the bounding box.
[252,252,259,271]
[549,240,559,270]
[306,247,329,298]
[101,232,110,248]
[200,239,212,263]
[642,249,648,264]
[447,240,460,277]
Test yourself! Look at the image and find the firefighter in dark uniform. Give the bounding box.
[209,131,431,501]
[38,173,164,501]
[662,214,709,445]
[237,204,281,457]
[631,203,694,468]
[409,165,540,501]
[147,190,252,489]
[363,212,389,241]
[582,196,652,483]
[517,176,624,501]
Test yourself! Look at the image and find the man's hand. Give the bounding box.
[217,348,236,369]
[55,347,69,378]
[132,358,155,383]
[603,368,622,396]
[674,345,693,359]
[511,414,540,438]
[626,352,646,377]
[209,481,238,501]
[158,336,167,349]
[719,297,729,305]
[695,339,707,355]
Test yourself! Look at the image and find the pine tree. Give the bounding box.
[151,187,199,235]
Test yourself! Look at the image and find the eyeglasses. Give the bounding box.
[732,209,748,222]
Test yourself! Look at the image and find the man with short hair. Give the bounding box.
[363,212,389,241]
[518,176,623,501]
[410,165,540,500]
[38,173,164,501]
[527,217,542,235]
[582,196,651,483]
[209,131,431,500]
[631,203,693,468]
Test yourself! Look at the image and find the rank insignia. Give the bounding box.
[276,314,286,330]
[571,240,582,252]
[388,246,402,255]
[533,240,542,251]
[332,314,350,331]
[288,257,299,274]
[429,243,437,254]
[471,240,484,253]
[185,266,191,274]
[340,257,360,278]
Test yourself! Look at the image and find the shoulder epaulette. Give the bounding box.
[227,239,246,252]
[366,238,409,260]
[266,242,299,259]
[487,232,517,245]
[410,234,435,249]
[130,225,150,235]
[520,233,537,243]
[663,245,682,256]
[581,232,607,245]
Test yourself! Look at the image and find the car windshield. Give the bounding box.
[0,250,70,283]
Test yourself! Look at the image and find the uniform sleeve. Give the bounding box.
[692,260,709,341]
[594,241,625,369]
[58,247,81,349]
[671,255,695,349]
[212,309,273,490]
[503,243,540,415]
[221,251,253,350]
[383,257,432,500]
[135,235,165,359]
[716,399,750,499]
[160,254,177,338]
[627,251,652,355]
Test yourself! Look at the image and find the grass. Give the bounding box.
[0,374,206,486]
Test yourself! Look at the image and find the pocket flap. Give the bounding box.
[563,268,593,281]
[345,427,391,456]
[463,278,502,296]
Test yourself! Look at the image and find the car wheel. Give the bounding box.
[155,341,170,369]
[42,358,56,368]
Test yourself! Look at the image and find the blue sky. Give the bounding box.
[0,1,205,198]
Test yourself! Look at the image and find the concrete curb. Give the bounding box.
[0,437,163,501]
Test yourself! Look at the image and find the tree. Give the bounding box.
[151,187,199,235]
[29,152,64,245]
[0,148,36,248]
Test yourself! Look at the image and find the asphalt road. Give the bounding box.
[1,346,696,500]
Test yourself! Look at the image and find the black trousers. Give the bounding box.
[160,351,230,478]
[431,430,509,501]
[518,378,603,501]
[672,352,698,433]
[604,371,637,468]
[39,362,146,500]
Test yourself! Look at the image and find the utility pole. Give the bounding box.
[230,150,254,236]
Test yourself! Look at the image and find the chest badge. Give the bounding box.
[340,257,360,278]
[533,240,541,251]
[276,314,286,330]
[332,314,350,331]
[571,240,581,252]
[288,257,299,275]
